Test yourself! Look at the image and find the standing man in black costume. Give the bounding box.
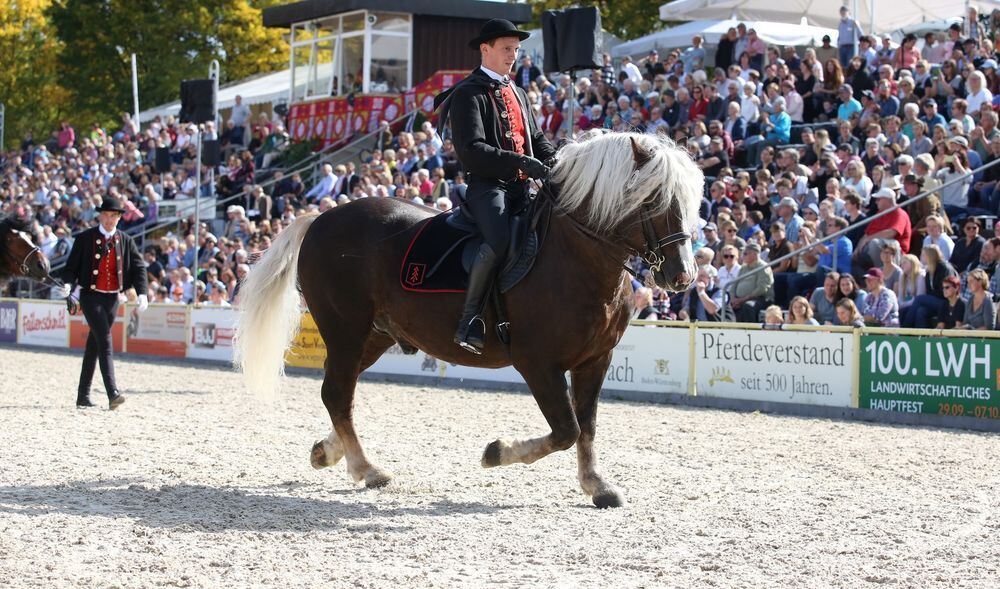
[435,19,557,354]
[56,196,148,409]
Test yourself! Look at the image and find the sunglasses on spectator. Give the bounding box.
[723,254,735,259]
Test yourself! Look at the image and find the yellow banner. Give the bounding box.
[286,312,327,369]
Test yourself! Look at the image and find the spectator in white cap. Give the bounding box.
[730,241,774,323]
[854,188,913,269]
[775,195,803,243]
[224,204,246,240]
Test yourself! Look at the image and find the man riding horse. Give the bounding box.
[436,19,557,354]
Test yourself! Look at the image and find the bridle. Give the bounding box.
[541,184,689,281]
[1,231,39,276]
[3,230,59,286]
[637,204,689,277]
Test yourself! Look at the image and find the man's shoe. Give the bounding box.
[108,393,126,411]
[76,397,96,408]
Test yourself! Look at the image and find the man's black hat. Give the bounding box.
[468,19,530,50]
[96,196,126,213]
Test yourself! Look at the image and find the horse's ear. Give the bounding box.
[630,136,651,169]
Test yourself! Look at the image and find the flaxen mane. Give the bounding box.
[549,130,704,234]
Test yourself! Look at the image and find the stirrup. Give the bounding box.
[457,341,483,355]
[455,316,486,354]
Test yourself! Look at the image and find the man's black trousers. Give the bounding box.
[463,175,528,257]
[78,291,120,398]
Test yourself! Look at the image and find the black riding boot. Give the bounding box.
[454,243,500,354]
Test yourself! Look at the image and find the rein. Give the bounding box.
[538,182,690,279]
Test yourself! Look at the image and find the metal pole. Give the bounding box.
[568,70,577,140]
[0,103,5,150]
[210,60,220,129]
[131,54,140,134]
[209,60,220,199]
[192,129,202,301]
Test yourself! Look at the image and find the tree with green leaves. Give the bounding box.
[0,0,69,149]
[46,0,287,130]
[521,0,665,42]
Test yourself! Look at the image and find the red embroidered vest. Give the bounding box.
[500,84,528,156]
[94,233,120,292]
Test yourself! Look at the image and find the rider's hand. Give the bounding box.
[53,284,71,299]
[137,294,149,313]
[519,156,550,180]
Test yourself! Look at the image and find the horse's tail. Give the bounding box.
[234,212,319,399]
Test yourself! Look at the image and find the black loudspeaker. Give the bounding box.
[154,147,171,173]
[179,79,215,124]
[202,139,220,166]
[542,7,602,73]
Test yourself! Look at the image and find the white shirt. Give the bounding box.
[923,234,955,261]
[622,62,643,85]
[966,88,993,115]
[98,225,118,239]
[480,65,509,83]
[717,264,741,291]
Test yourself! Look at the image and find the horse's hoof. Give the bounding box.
[310,440,330,469]
[364,469,393,489]
[481,439,504,468]
[593,489,626,509]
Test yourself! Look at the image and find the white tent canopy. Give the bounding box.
[659,0,1000,35]
[612,18,838,58]
[138,67,300,123]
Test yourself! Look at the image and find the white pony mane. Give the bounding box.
[549,130,703,234]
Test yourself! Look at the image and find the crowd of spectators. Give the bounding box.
[0,95,299,304]
[9,6,1000,328]
[504,6,1000,330]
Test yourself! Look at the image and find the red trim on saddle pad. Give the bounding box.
[399,217,467,294]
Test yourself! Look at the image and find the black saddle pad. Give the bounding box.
[400,206,540,294]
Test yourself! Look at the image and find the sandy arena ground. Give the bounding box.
[0,346,998,588]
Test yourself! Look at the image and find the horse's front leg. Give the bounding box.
[481,366,580,467]
[571,353,625,508]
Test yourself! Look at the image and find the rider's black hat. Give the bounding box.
[96,196,126,213]
[468,19,530,50]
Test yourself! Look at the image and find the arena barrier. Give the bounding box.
[4,297,999,426]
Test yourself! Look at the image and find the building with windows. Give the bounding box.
[262,0,531,107]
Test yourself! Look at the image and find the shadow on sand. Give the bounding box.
[0,478,520,533]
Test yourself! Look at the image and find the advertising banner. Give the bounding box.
[187,306,238,362]
[695,328,853,407]
[0,300,18,343]
[603,326,690,394]
[70,304,125,352]
[859,335,1000,419]
[126,304,188,357]
[18,301,68,347]
[363,325,690,394]
[286,312,326,369]
[367,344,524,384]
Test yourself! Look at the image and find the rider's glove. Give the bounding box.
[519,156,551,180]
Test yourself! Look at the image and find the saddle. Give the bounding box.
[400,192,546,295]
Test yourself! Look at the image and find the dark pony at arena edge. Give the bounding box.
[0,214,59,288]
[235,131,703,508]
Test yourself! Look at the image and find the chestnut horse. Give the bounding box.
[0,215,60,289]
[235,131,703,508]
